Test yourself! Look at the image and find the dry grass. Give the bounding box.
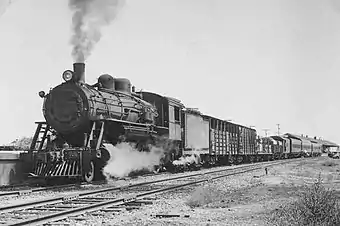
[268,174,340,226]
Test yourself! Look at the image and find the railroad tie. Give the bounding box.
[152,214,190,218]
[100,198,154,213]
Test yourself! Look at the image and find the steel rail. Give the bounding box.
[0,171,156,198]
[4,159,301,226]
[0,162,258,212]
[0,183,32,190]
[0,159,293,213]
[0,182,88,197]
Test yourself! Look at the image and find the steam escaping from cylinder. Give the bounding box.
[172,154,200,166]
[68,0,125,62]
[172,148,201,166]
[103,142,165,179]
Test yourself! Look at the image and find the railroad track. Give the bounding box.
[0,171,159,198]
[0,183,32,190]
[0,182,90,198]
[0,158,302,226]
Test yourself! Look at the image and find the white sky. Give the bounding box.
[0,0,340,145]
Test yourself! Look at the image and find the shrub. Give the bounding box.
[270,175,340,226]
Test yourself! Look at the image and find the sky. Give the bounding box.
[0,0,340,145]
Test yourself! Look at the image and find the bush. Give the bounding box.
[270,175,340,226]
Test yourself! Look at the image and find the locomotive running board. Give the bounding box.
[102,118,155,127]
[101,118,158,135]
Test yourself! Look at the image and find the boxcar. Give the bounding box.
[181,108,210,157]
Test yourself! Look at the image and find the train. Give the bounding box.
[258,134,322,160]
[20,63,324,183]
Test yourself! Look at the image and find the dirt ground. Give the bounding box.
[102,156,340,226]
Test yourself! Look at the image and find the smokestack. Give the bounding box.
[73,63,85,83]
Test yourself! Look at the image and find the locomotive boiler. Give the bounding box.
[25,63,160,182]
[43,63,158,145]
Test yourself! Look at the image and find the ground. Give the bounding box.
[102,156,340,226]
[2,156,340,225]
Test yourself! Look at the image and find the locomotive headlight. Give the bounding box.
[38,91,45,98]
[62,70,73,82]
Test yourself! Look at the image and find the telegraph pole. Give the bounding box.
[263,129,269,137]
[276,124,280,136]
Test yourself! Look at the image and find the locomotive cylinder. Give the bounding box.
[73,63,85,83]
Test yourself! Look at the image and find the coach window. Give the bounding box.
[174,106,180,123]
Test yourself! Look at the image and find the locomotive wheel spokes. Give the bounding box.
[84,161,95,183]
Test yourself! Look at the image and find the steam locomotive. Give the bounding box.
[21,63,321,183]
[23,63,183,182]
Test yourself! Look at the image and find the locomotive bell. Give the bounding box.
[98,74,115,90]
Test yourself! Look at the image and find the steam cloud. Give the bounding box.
[102,140,203,179]
[172,154,200,166]
[103,142,165,179]
[68,0,125,62]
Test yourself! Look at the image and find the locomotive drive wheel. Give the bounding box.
[84,161,95,183]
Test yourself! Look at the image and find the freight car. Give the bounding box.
[175,108,258,166]
[20,63,322,183]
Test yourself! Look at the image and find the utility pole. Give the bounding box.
[276,124,280,136]
[263,129,269,137]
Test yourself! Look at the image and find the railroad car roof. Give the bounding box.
[270,135,287,142]
[140,92,255,131]
[284,133,339,147]
[201,114,256,131]
[164,96,184,107]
